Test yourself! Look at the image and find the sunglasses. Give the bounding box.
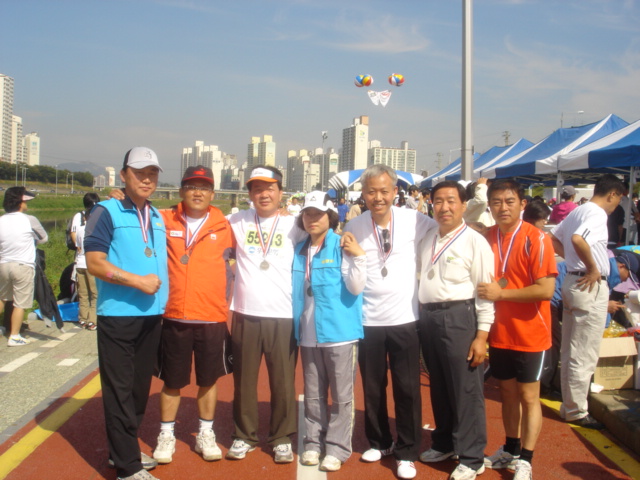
[382,229,391,253]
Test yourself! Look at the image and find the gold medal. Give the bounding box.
[427,269,435,280]
[260,260,270,270]
[498,277,508,288]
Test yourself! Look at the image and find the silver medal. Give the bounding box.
[381,266,388,277]
[144,246,153,257]
[260,260,270,270]
[180,254,189,265]
[427,269,435,280]
[498,277,508,288]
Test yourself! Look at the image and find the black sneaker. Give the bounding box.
[570,414,604,430]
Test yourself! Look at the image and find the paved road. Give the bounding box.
[0,318,638,479]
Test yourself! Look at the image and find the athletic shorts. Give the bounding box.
[159,320,231,389]
[489,347,545,383]
[0,262,35,309]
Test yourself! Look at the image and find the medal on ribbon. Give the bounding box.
[428,222,467,280]
[496,220,523,289]
[136,203,154,257]
[181,212,209,265]
[256,213,280,270]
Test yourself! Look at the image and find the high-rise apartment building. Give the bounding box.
[23,132,40,166]
[0,74,15,163]
[181,141,224,190]
[247,135,276,168]
[319,148,339,190]
[369,141,417,173]
[11,115,23,164]
[340,116,369,171]
[286,149,321,192]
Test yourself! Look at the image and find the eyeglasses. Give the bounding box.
[183,185,213,192]
[382,229,391,253]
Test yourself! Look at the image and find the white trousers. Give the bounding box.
[559,274,608,421]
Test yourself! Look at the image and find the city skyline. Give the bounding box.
[2,1,639,184]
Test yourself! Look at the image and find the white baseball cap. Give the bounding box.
[302,191,335,212]
[123,147,163,172]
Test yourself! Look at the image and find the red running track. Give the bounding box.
[0,359,636,479]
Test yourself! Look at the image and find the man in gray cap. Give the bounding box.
[85,147,168,480]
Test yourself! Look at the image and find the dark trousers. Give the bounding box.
[418,303,486,470]
[231,312,298,446]
[540,303,562,392]
[359,322,422,461]
[97,314,162,478]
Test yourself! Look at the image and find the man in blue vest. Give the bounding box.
[85,147,169,480]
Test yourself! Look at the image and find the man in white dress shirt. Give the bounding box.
[417,181,494,480]
[344,164,436,480]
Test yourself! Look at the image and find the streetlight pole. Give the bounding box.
[55,165,58,195]
[71,173,74,194]
[21,166,28,187]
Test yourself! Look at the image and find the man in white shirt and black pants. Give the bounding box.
[417,181,494,480]
[550,173,624,429]
[345,165,436,480]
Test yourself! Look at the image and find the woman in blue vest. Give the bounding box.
[292,191,366,472]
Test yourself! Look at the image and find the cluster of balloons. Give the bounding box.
[354,73,404,87]
[354,75,373,87]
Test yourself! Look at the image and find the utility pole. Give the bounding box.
[503,130,510,146]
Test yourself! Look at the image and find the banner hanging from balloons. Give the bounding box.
[355,73,403,107]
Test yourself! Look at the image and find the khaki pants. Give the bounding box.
[231,312,297,446]
[76,267,97,324]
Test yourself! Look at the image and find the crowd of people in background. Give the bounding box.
[1,149,636,480]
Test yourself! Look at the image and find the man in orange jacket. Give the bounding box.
[152,166,234,465]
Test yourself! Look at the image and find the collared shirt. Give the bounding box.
[551,201,610,275]
[418,221,495,331]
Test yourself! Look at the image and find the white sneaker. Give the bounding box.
[419,448,455,463]
[7,335,30,347]
[153,431,176,464]
[226,439,256,460]
[449,463,485,480]
[300,450,320,466]
[195,428,222,461]
[513,459,533,480]
[273,443,294,463]
[117,469,159,480]
[397,460,417,479]
[320,454,342,472]
[484,445,519,470]
[361,442,395,462]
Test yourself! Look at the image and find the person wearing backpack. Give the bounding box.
[74,193,101,329]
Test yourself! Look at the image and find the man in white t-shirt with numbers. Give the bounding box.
[344,164,436,480]
[225,166,307,464]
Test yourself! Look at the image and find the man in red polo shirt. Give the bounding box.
[478,179,557,480]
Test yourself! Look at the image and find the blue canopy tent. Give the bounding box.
[481,114,629,182]
[421,139,533,188]
[557,119,640,178]
[328,169,423,191]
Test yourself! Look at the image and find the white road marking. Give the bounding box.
[0,353,41,372]
[57,359,80,367]
[296,394,327,480]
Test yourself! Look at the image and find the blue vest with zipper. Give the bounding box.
[292,229,363,344]
[96,199,169,316]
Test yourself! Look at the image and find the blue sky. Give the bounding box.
[2,0,639,184]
